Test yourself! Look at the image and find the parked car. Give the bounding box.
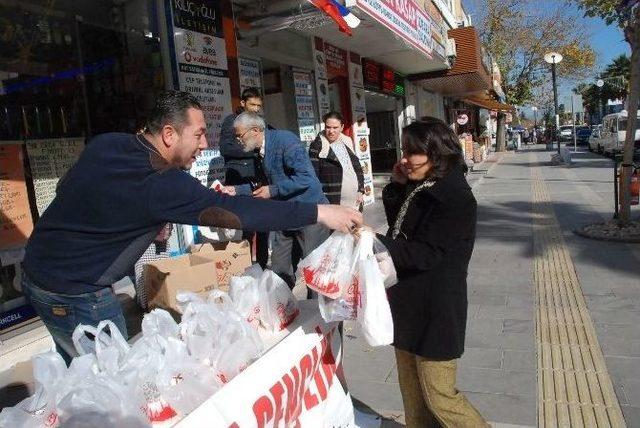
[575,126,591,145]
[559,125,573,142]
[601,111,640,156]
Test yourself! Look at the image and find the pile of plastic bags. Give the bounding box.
[297,230,397,347]
[0,267,299,428]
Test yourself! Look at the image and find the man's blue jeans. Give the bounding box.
[21,270,128,364]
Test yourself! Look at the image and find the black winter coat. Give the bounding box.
[377,165,477,360]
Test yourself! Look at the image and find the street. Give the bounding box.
[348,145,640,427]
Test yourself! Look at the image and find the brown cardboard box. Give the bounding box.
[190,240,252,288]
[144,241,251,312]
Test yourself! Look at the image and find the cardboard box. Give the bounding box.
[144,241,251,312]
[190,240,252,288]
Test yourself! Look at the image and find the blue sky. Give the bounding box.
[465,0,631,112]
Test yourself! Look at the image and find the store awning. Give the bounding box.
[408,27,493,96]
[464,93,514,112]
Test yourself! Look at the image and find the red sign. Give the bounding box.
[0,144,34,249]
[324,43,348,77]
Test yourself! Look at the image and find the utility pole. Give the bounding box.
[571,94,577,152]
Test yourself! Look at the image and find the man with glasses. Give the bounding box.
[225,112,330,291]
[219,87,270,266]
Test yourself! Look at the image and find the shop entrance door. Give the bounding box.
[367,110,398,173]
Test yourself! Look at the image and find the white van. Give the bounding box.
[601,111,640,155]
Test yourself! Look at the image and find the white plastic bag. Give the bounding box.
[355,231,394,347]
[297,231,355,299]
[72,321,130,375]
[260,270,300,332]
[229,275,263,329]
[373,238,398,288]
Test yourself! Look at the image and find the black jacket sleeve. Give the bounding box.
[308,134,322,180]
[381,182,406,229]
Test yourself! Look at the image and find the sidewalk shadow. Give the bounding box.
[352,397,405,427]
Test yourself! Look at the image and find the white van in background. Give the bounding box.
[601,110,640,156]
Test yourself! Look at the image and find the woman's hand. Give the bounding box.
[391,162,408,185]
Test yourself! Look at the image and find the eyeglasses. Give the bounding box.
[235,128,255,141]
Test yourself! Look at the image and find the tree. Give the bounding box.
[574,0,639,224]
[477,0,597,151]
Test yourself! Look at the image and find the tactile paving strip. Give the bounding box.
[531,163,626,428]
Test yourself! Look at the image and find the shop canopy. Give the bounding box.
[464,92,514,112]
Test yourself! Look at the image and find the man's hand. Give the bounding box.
[252,186,271,199]
[220,185,236,196]
[317,204,363,233]
[356,192,364,206]
[391,162,408,185]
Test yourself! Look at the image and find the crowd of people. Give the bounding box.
[20,89,487,427]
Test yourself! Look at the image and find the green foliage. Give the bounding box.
[479,0,596,107]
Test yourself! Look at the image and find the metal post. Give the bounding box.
[571,94,577,152]
[614,155,619,219]
[551,61,560,154]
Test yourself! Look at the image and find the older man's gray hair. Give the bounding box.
[234,111,266,131]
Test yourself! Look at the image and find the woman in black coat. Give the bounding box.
[376,119,488,428]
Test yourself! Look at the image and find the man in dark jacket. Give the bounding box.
[219,87,269,266]
[21,91,362,363]
[226,112,330,289]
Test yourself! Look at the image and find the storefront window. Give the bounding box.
[0,0,165,333]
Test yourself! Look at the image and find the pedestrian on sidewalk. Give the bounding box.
[228,112,331,292]
[376,118,488,427]
[21,91,362,364]
[309,111,365,211]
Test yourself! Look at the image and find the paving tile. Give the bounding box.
[459,348,503,370]
[457,367,535,397]
[464,392,536,427]
[502,350,536,373]
[622,379,640,407]
[477,304,508,319]
[595,323,640,341]
[599,335,640,358]
[349,381,404,414]
[621,406,640,428]
[605,356,640,382]
[502,319,533,334]
[469,293,508,306]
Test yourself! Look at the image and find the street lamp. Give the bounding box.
[544,52,563,154]
[596,78,605,122]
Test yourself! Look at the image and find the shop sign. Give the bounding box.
[362,59,405,97]
[456,113,469,125]
[324,43,348,77]
[348,56,374,206]
[172,0,223,36]
[312,38,331,120]
[169,0,234,248]
[0,144,34,250]
[238,57,262,93]
[25,138,85,216]
[354,0,434,58]
[293,71,318,143]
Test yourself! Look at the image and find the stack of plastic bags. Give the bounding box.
[297,230,397,347]
[0,267,300,428]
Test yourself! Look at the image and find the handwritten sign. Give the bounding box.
[26,138,84,215]
[0,144,34,250]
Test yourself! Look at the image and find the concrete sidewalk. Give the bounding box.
[346,146,640,427]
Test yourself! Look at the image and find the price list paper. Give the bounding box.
[26,138,84,215]
[0,144,34,250]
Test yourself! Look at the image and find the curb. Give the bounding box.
[573,228,640,243]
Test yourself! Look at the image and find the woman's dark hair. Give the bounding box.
[322,111,344,124]
[145,90,202,134]
[241,87,263,101]
[402,117,467,179]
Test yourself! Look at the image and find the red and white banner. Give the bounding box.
[175,304,354,427]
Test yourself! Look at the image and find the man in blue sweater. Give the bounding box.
[226,112,330,289]
[21,91,361,362]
